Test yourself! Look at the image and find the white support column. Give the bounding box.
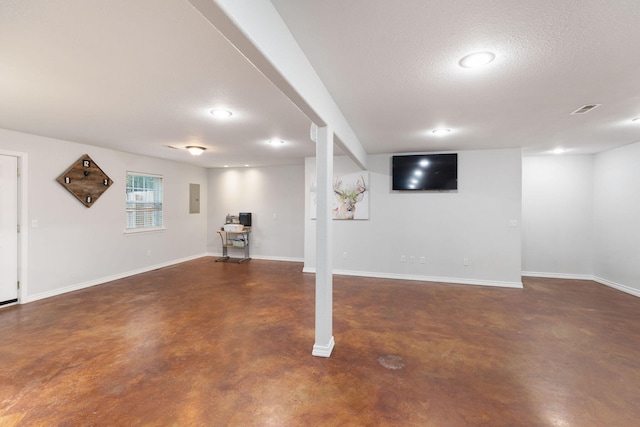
[187,0,368,170]
[312,124,335,357]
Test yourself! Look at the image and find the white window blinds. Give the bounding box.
[126,173,163,230]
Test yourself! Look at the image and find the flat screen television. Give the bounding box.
[392,153,457,191]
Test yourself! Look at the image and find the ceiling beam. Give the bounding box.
[187,0,368,169]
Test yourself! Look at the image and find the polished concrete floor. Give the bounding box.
[1,258,639,426]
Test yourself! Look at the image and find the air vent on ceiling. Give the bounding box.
[570,104,601,115]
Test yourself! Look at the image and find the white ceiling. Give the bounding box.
[0,0,314,168]
[2,0,639,168]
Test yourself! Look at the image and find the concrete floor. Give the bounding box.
[1,258,639,426]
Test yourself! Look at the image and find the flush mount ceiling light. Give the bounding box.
[268,139,285,145]
[186,146,206,156]
[432,128,452,136]
[210,108,233,118]
[459,51,495,68]
[570,104,601,115]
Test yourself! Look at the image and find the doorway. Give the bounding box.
[0,155,18,305]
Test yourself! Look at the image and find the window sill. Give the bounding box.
[123,227,167,235]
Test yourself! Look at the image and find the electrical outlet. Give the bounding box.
[463,258,469,266]
[410,256,415,263]
[420,256,425,264]
[509,219,518,227]
[400,255,405,263]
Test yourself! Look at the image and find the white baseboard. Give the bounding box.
[248,255,304,263]
[24,258,638,305]
[312,336,335,357]
[521,271,640,299]
[593,276,640,298]
[303,267,522,289]
[521,271,594,280]
[206,252,303,263]
[24,253,209,304]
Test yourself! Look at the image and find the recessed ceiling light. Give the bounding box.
[223,165,229,168]
[432,128,452,136]
[186,146,206,156]
[210,108,233,118]
[244,164,250,167]
[551,147,567,155]
[459,51,495,68]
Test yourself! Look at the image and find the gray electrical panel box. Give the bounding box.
[189,183,200,214]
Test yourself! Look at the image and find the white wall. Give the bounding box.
[593,142,640,296]
[305,149,523,287]
[0,128,208,302]
[522,155,594,278]
[207,164,305,261]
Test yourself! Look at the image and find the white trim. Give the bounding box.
[126,170,163,178]
[125,172,164,231]
[312,336,335,357]
[123,227,167,235]
[521,271,593,280]
[250,255,304,263]
[206,253,304,263]
[522,271,640,299]
[23,253,208,304]
[303,267,523,289]
[0,149,28,304]
[593,276,640,298]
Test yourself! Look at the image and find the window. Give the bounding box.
[125,173,163,231]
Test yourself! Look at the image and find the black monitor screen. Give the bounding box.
[392,153,457,191]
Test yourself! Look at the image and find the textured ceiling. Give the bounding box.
[0,0,314,168]
[1,0,639,168]
[271,0,640,156]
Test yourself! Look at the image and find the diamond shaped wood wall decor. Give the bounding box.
[56,154,114,208]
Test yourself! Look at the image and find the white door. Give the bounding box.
[0,155,18,304]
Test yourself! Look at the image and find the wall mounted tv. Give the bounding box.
[392,153,458,191]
